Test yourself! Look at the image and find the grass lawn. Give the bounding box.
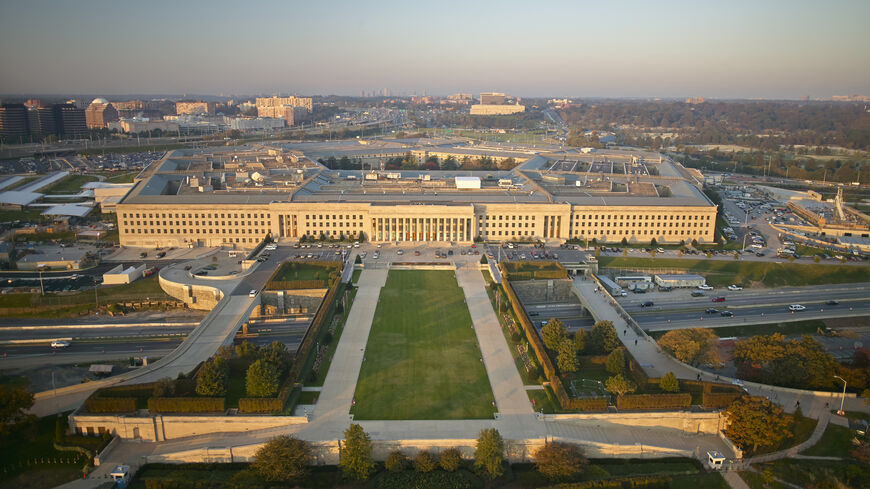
[351,270,496,420]
[702,319,824,339]
[267,261,341,287]
[669,472,729,489]
[750,414,818,456]
[801,424,855,457]
[298,390,319,404]
[0,415,89,486]
[351,268,361,284]
[42,174,99,194]
[106,171,139,183]
[0,208,48,224]
[738,471,791,489]
[598,256,870,287]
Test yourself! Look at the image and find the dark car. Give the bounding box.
[720,311,734,317]
[705,308,719,314]
[691,291,706,297]
[640,301,654,307]
[826,300,839,306]
[712,297,726,302]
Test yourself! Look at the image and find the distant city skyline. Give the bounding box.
[1,0,868,99]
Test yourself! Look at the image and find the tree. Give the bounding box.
[605,374,637,396]
[658,328,721,367]
[474,428,505,479]
[262,341,292,372]
[246,359,280,397]
[733,334,837,389]
[0,383,34,437]
[340,423,375,480]
[573,330,587,354]
[724,396,792,454]
[588,321,620,354]
[252,435,311,482]
[235,340,261,360]
[650,238,658,247]
[556,338,579,373]
[534,442,587,481]
[659,372,680,393]
[440,447,462,472]
[384,450,408,472]
[605,348,625,375]
[196,360,227,396]
[541,318,567,351]
[414,450,437,473]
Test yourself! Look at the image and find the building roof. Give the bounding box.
[41,203,94,217]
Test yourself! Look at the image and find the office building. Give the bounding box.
[0,104,29,139]
[51,104,87,137]
[480,92,507,105]
[255,96,313,112]
[85,98,120,129]
[175,101,216,116]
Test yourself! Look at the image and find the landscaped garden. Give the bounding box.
[265,261,341,290]
[351,270,496,420]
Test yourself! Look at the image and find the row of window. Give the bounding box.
[121,212,267,219]
[572,214,710,221]
[126,228,267,235]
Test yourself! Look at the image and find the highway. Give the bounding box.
[620,282,870,330]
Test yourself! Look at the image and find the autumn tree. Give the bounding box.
[657,328,721,366]
[733,334,837,389]
[474,428,505,479]
[724,396,792,454]
[252,435,311,482]
[196,359,228,396]
[573,330,587,353]
[659,372,680,393]
[245,359,280,397]
[340,423,375,480]
[440,447,462,472]
[605,348,625,375]
[587,320,620,354]
[605,374,637,396]
[556,338,579,373]
[534,442,587,481]
[414,450,437,473]
[541,318,567,351]
[384,450,408,472]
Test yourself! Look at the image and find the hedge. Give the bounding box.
[616,393,692,411]
[147,397,225,413]
[238,396,282,414]
[544,476,671,489]
[287,276,342,384]
[84,397,136,413]
[702,391,743,409]
[266,279,327,290]
[561,397,608,411]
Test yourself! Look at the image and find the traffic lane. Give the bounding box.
[0,337,184,357]
[619,284,870,310]
[0,325,195,342]
[635,300,870,328]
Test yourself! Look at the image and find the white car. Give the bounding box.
[698,285,714,291]
[50,340,70,348]
[727,285,743,291]
[249,290,257,298]
[788,304,806,312]
[360,251,367,258]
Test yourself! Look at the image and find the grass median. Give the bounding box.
[598,256,870,287]
[351,269,496,420]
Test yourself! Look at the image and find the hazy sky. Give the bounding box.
[1,0,868,99]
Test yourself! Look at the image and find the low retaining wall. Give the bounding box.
[159,273,224,311]
[544,411,726,435]
[70,413,308,442]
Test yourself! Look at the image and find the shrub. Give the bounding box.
[605,348,625,375]
[385,450,408,472]
[440,447,463,472]
[147,397,224,413]
[616,393,692,410]
[605,374,637,396]
[84,397,136,413]
[252,435,310,482]
[702,392,742,409]
[414,450,437,473]
[659,372,679,393]
[196,360,228,397]
[246,359,280,398]
[534,442,587,481]
[340,423,375,480]
[474,428,504,479]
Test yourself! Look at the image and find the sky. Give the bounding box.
[1,0,869,99]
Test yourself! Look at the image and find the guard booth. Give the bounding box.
[111,465,130,488]
[706,451,726,470]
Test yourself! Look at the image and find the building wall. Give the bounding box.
[69,413,307,442]
[470,104,525,115]
[255,96,313,112]
[176,102,215,116]
[117,200,716,249]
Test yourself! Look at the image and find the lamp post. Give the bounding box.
[834,375,847,416]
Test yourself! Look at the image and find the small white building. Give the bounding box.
[654,273,707,288]
[706,451,726,470]
[102,264,146,285]
[455,176,481,189]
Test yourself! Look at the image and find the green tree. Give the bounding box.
[605,348,625,375]
[534,442,587,481]
[340,423,375,480]
[440,447,462,472]
[414,450,437,473]
[588,320,619,354]
[573,330,587,354]
[659,372,680,392]
[474,428,505,479]
[196,360,228,396]
[605,374,637,396]
[246,359,280,397]
[235,340,261,360]
[541,318,567,351]
[658,328,721,367]
[252,435,311,482]
[724,396,792,454]
[262,341,292,373]
[384,450,408,472]
[556,338,579,373]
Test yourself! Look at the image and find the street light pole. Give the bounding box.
[833,375,847,416]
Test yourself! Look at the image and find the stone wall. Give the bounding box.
[512,279,578,303]
[260,289,326,315]
[544,411,726,435]
[69,413,308,442]
[159,275,224,311]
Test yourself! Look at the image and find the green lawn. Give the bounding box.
[308,286,358,387]
[653,319,827,340]
[801,424,855,457]
[105,171,139,183]
[598,256,870,287]
[738,471,791,489]
[267,261,341,287]
[351,269,361,284]
[42,174,98,194]
[351,270,496,420]
[0,208,49,223]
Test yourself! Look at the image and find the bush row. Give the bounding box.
[287,278,342,383]
[84,397,136,413]
[701,391,743,409]
[147,397,225,413]
[266,279,327,290]
[561,397,608,411]
[615,393,692,410]
[238,396,282,414]
[544,476,671,489]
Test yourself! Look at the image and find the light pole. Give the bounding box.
[834,375,847,416]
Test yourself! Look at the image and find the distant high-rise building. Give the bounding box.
[85,98,119,129]
[28,107,55,136]
[52,104,87,137]
[0,104,29,139]
[112,100,145,111]
[175,101,216,115]
[480,92,507,105]
[471,92,524,115]
[255,96,313,112]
